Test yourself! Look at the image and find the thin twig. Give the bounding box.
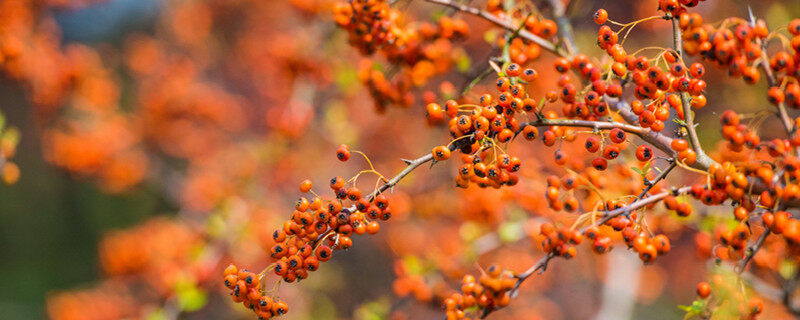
[496,186,694,318]
[736,228,770,274]
[422,0,561,55]
[635,160,676,202]
[670,16,713,169]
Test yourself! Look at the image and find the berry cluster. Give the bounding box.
[427,64,541,188]
[226,145,394,318]
[223,265,289,319]
[335,0,469,110]
[443,265,516,320]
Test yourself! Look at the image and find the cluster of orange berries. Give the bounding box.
[592,11,713,133]
[486,3,556,64]
[443,266,516,320]
[333,0,399,55]
[268,175,390,281]
[713,222,752,259]
[336,0,469,110]
[679,14,800,109]
[227,145,393,317]
[619,228,672,263]
[425,64,543,188]
[223,265,289,319]
[538,211,672,264]
[538,222,582,259]
[719,110,762,152]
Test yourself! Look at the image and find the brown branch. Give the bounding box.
[636,160,677,201]
[736,228,770,274]
[489,186,693,319]
[670,16,714,169]
[591,186,693,229]
[756,42,800,157]
[422,0,561,55]
[524,115,684,167]
[313,137,474,245]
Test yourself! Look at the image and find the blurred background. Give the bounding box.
[0,0,799,319]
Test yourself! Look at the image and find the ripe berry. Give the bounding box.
[593,9,608,25]
[300,179,313,193]
[609,128,626,143]
[635,145,653,161]
[336,144,350,161]
[696,281,711,298]
[432,146,451,161]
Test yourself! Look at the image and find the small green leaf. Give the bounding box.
[631,167,644,177]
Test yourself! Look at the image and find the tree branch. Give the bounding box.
[670,16,714,169]
[422,0,560,55]
[736,228,770,274]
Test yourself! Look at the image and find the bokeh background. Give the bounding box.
[0,0,799,319]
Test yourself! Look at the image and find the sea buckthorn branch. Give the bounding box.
[670,15,714,169]
[421,0,560,55]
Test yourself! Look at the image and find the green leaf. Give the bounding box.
[678,299,707,319]
[631,167,644,178]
